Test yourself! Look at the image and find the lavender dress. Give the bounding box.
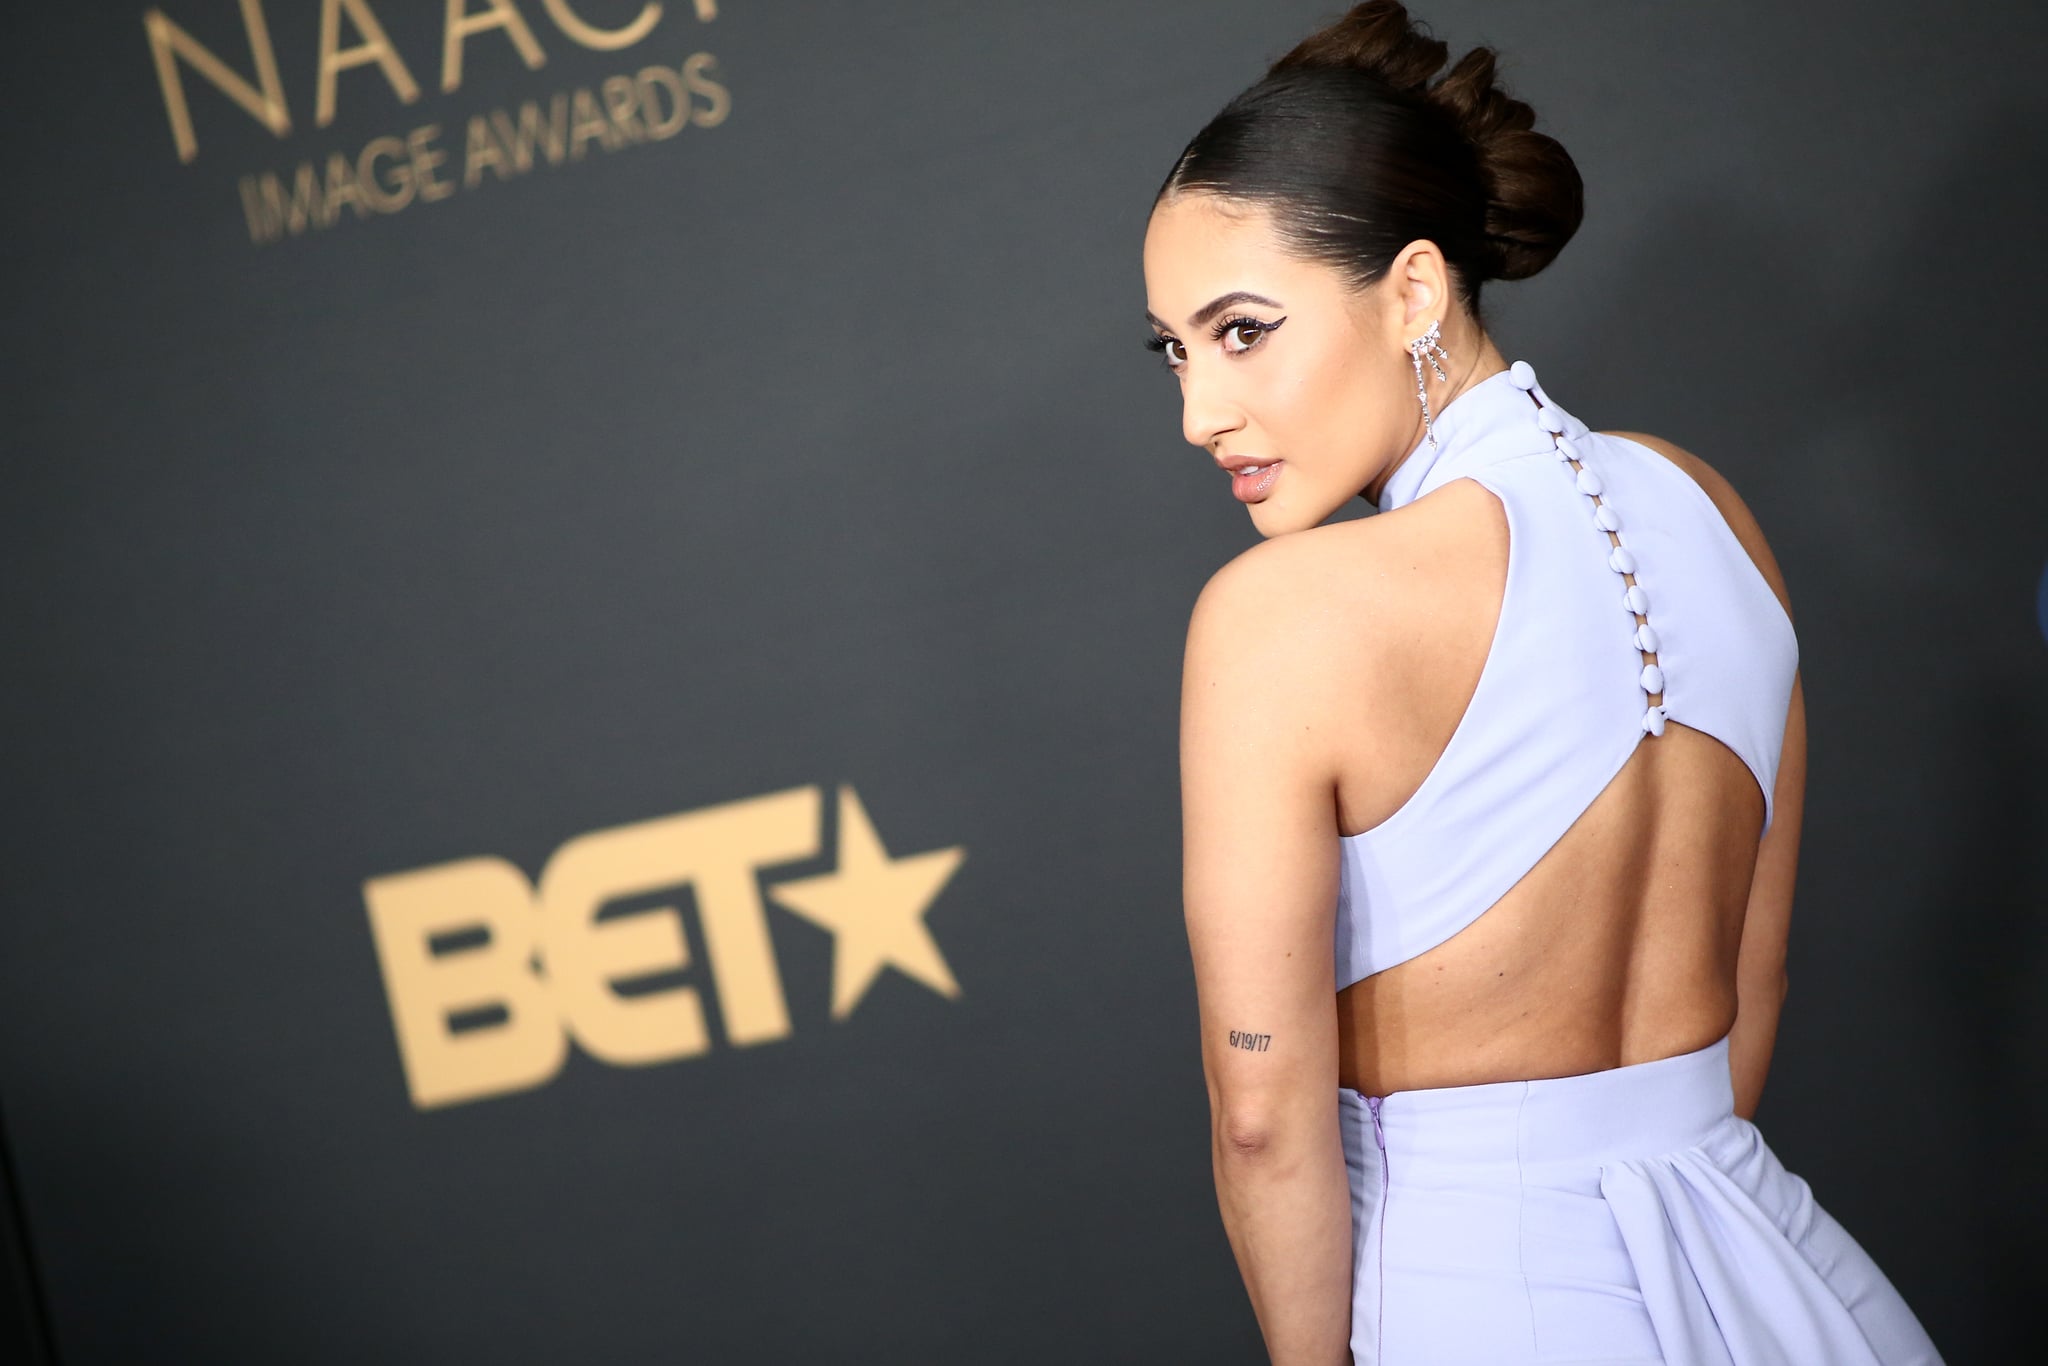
[1332,364,1941,1364]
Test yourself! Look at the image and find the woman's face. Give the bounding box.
[1142,192,1425,536]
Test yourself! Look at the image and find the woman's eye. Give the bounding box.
[1149,317,1277,370]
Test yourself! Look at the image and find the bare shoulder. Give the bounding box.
[1599,429,1794,621]
[1185,485,1504,713]
[1187,505,1451,640]
[1187,522,1371,665]
[1184,516,1408,691]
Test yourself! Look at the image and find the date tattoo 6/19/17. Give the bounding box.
[1227,1030,1271,1052]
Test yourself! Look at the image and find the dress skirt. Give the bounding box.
[1336,1035,1941,1364]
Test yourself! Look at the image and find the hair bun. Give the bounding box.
[1271,0,1449,94]
[1272,1,1583,283]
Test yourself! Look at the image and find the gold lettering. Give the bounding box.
[316,0,422,129]
[568,86,621,159]
[407,123,456,201]
[682,51,728,128]
[636,64,687,139]
[492,94,570,172]
[238,174,276,244]
[540,0,662,51]
[536,787,817,1060]
[462,113,511,187]
[364,857,567,1110]
[677,788,817,1046]
[322,149,369,220]
[441,0,548,93]
[600,74,645,143]
[357,135,417,211]
[144,0,290,164]
[251,160,328,236]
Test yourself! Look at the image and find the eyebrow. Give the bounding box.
[1145,291,1284,333]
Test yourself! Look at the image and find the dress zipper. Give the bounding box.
[1367,1094,1388,1362]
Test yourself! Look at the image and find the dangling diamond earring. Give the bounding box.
[1408,319,1451,449]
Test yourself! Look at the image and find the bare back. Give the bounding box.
[1316,435,1800,1099]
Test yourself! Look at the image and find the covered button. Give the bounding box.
[1537,406,1566,433]
[1640,663,1665,694]
[1642,704,1667,737]
[1554,435,1579,461]
[1634,623,1660,652]
[1576,468,1604,496]
[1595,505,1622,531]
[1509,360,1537,390]
[1624,585,1651,614]
[1608,546,1638,574]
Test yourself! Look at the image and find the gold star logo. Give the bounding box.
[770,786,965,1018]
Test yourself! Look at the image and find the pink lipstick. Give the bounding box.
[1229,461,1282,503]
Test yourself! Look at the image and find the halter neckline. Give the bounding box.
[1376,362,1562,514]
[1367,359,1673,739]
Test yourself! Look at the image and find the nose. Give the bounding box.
[1179,366,1243,452]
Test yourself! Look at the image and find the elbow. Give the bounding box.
[1205,1063,1332,1168]
[1212,1097,1309,1168]
[1217,1111,1278,1164]
[1738,965,1789,1012]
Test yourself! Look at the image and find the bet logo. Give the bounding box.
[364,785,964,1109]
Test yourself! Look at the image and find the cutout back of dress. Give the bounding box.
[1335,363,1798,990]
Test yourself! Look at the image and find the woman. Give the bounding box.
[1144,4,1942,1363]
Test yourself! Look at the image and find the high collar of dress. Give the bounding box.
[1375,362,1587,513]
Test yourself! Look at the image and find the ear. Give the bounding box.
[1387,239,1452,338]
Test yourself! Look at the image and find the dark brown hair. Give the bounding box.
[1156,1,1583,315]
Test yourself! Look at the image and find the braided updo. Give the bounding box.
[1156,1,1583,312]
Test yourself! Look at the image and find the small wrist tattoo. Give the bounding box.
[1227,1029,1272,1053]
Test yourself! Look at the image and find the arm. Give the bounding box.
[1179,546,1351,1365]
[1729,672,1803,1118]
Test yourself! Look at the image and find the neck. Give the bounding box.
[1363,324,1510,506]
[1438,327,1511,411]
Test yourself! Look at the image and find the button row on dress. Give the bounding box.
[1511,360,1667,737]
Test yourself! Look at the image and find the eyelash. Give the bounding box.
[1145,314,1285,369]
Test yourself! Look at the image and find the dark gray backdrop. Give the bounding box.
[3,1,2042,1361]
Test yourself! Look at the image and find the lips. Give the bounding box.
[1226,460,1282,503]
